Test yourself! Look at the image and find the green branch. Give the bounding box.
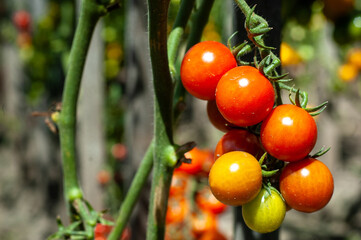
[108,140,154,240]
[58,0,106,210]
[147,0,178,239]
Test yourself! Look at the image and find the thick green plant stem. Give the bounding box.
[186,0,215,49]
[109,1,195,238]
[147,0,178,239]
[108,140,154,240]
[58,0,106,209]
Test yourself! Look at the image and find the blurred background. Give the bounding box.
[0,0,360,239]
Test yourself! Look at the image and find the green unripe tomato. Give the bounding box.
[242,188,286,233]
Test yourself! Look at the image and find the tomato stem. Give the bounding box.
[58,0,106,213]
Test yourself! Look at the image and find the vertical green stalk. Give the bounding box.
[186,0,215,49]
[147,0,178,239]
[108,140,154,240]
[58,0,106,209]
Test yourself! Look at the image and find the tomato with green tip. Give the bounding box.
[242,188,286,233]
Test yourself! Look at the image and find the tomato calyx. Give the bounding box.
[309,146,331,158]
[174,141,197,168]
[258,153,283,178]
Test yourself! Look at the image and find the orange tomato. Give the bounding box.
[191,210,217,237]
[199,229,227,240]
[338,63,358,82]
[347,48,361,69]
[208,151,262,206]
[196,185,227,215]
[176,147,213,175]
[169,171,189,197]
[166,196,189,224]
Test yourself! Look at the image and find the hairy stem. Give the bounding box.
[108,140,154,240]
[147,0,177,239]
[58,0,106,211]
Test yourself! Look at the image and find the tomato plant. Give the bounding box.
[180,41,237,100]
[242,188,286,233]
[280,158,334,213]
[261,104,318,162]
[208,151,262,206]
[214,129,264,160]
[215,66,275,127]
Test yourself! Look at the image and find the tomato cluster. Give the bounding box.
[180,41,334,233]
[167,147,228,240]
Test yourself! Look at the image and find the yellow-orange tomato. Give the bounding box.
[208,151,262,206]
[347,48,361,69]
[338,63,358,82]
[280,42,302,66]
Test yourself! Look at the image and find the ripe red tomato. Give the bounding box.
[280,158,334,213]
[176,147,213,175]
[215,66,275,127]
[13,10,31,31]
[208,151,262,206]
[260,104,317,162]
[196,185,228,215]
[180,41,237,100]
[214,129,263,160]
[207,100,236,132]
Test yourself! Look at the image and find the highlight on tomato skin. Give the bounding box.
[279,158,334,213]
[215,66,275,127]
[180,41,237,100]
[214,129,264,160]
[260,104,318,162]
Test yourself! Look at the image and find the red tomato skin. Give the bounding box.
[215,129,263,160]
[180,41,237,100]
[215,66,275,127]
[280,158,334,213]
[13,10,31,31]
[207,100,236,132]
[260,104,317,162]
